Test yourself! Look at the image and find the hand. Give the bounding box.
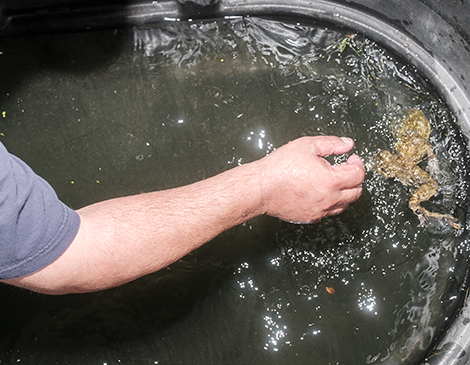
[256,136,365,223]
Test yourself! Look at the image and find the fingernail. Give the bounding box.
[340,137,353,144]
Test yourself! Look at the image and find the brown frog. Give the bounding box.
[375,109,460,229]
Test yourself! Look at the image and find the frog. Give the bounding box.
[375,108,460,229]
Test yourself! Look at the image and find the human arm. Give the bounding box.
[2,136,364,295]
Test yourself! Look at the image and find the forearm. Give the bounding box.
[6,162,264,294]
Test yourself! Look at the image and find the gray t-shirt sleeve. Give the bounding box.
[0,143,80,280]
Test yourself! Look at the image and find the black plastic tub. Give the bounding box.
[1,1,470,364]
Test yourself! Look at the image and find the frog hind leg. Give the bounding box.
[409,183,461,229]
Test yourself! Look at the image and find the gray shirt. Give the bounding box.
[0,143,80,279]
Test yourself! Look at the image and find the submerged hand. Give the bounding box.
[256,136,365,223]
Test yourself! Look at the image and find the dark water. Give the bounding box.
[0,17,469,365]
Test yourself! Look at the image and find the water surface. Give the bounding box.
[0,17,469,365]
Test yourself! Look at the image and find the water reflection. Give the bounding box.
[358,282,378,315]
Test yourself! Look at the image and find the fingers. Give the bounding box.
[333,156,365,189]
[340,185,363,204]
[310,136,365,193]
[311,136,355,157]
[307,135,365,194]
[324,185,363,219]
[346,154,363,167]
[311,136,365,187]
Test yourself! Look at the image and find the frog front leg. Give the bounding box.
[375,150,399,178]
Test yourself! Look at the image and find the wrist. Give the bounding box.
[230,160,266,222]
